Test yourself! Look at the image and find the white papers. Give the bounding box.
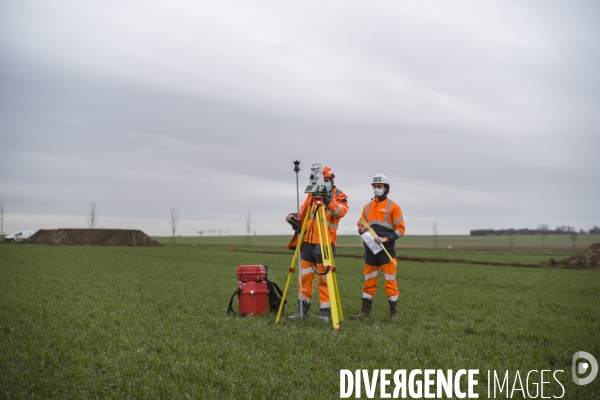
[361,232,382,254]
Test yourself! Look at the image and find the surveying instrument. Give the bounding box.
[275,162,344,332]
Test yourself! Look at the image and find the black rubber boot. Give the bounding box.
[350,298,373,320]
[288,300,311,319]
[389,300,398,319]
[319,308,331,321]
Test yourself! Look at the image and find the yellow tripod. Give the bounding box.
[275,196,343,332]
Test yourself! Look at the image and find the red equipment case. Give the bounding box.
[238,281,269,316]
[236,265,267,282]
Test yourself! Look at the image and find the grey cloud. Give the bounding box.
[1,0,598,235]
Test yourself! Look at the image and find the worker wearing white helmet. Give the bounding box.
[352,173,405,320]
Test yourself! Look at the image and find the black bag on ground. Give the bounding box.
[265,278,286,313]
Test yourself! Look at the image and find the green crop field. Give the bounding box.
[1,242,599,399]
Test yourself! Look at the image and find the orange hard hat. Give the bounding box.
[323,165,335,179]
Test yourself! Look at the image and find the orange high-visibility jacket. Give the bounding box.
[357,196,405,258]
[287,187,348,249]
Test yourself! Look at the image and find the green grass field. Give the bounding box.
[1,241,599,399]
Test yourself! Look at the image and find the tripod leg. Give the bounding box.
[327,240,343,322]
[331,269,343,322]
[275,206,313,324]
[316,206,342,332]
[315,206,333,268]
[325,270,341,331]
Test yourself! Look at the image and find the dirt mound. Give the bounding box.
[24,229,162,247]
[547,243,600,270]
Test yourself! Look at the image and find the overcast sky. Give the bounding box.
[1,0,599,236]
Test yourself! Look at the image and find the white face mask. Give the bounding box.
[373,188,384,197]
[324,181,332,191]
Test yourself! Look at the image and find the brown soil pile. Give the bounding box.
[547,243,600,270]
[24,229,162,247]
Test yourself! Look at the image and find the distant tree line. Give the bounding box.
[470,225,600,236]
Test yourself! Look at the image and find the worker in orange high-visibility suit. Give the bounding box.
[352,173,405,320]
[285,165,348,321]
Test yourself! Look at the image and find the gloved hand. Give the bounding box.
[323,193,333,205]
[285,213,298,222]
[286,213,300,232]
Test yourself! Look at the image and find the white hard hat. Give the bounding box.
[372,174,389,185]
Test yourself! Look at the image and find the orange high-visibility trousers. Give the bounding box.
[298,259,330,308]
[361,260,399,301]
